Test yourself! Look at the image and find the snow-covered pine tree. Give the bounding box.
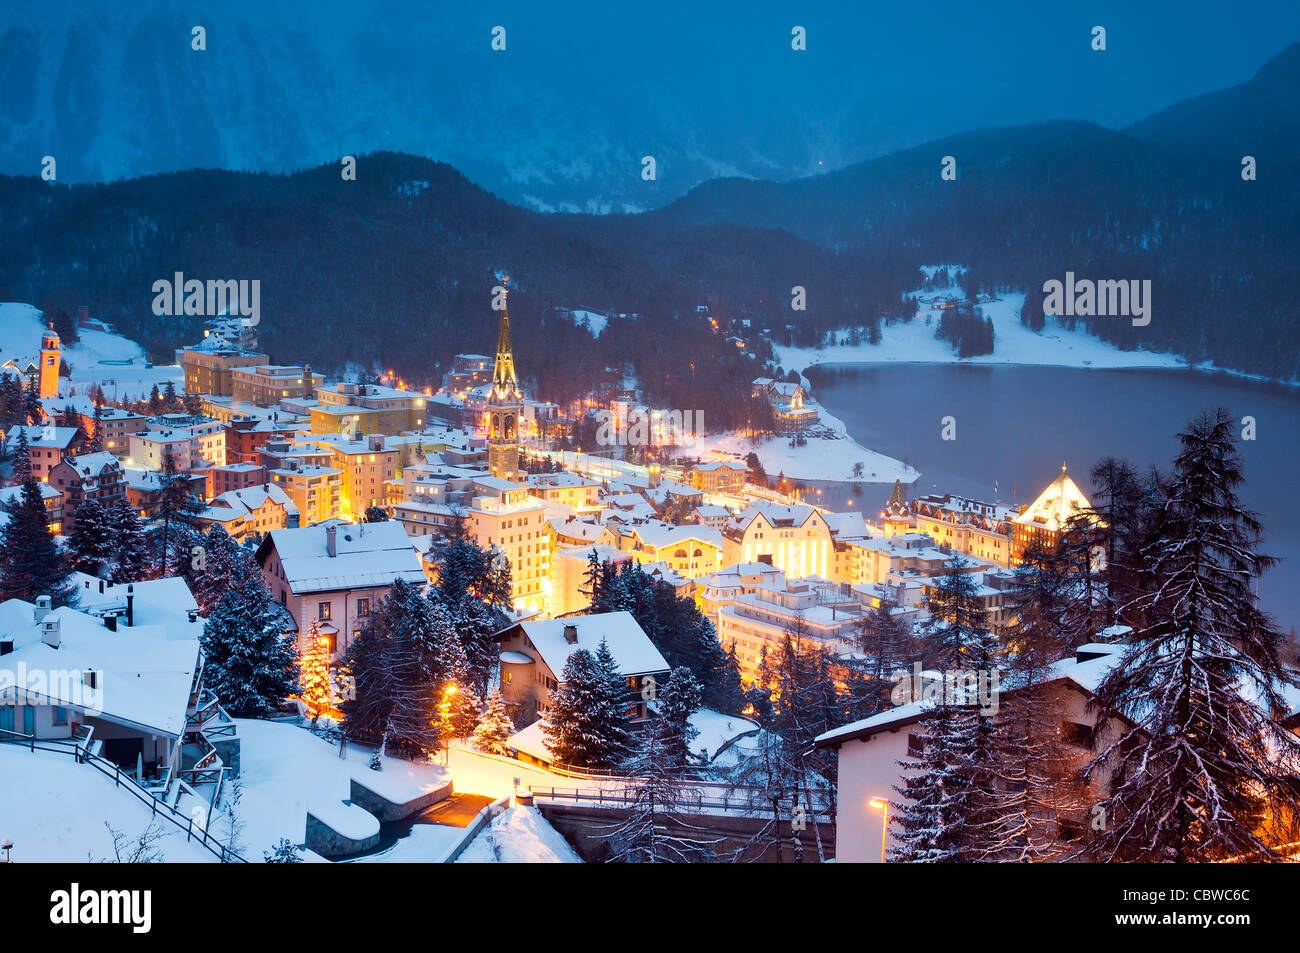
[471,688,516,755]
[299,620,333,725]
[152,454,203,576]
[263,838,303,862]
[188,524,254,615]
[581,547,605,608]
[86,404,105,453]
[704,642,746,716]
[10,427,31,484]
[541,646,631,769]
[922,555,996,670]
[852,594,917,715]
[1085,408,1300,862]
[66,496,115,576]
[891,702,986,862]
[200,574,300,718]
[0,476,72,603]
[108,495,151,583]
[656,667,702,767]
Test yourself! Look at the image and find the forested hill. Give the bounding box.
[0,154,911,425]
[644,115,1299,379]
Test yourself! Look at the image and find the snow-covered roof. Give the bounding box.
[68,573,205,637]
[696,460,747,472]
[0,482,62,506]
[0,598,200,737]
[505,611,669,678]
[623,522,722,553]
[1013,466,1094,531]
[197,483,299,523]
[259,521,426,594]
[57,451,121,476]
[815,643,1130,749]
[8,425,80,449]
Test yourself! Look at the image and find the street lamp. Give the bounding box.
[439,683,458,765]
[868,798,888,863]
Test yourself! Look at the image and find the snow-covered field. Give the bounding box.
[0,744,217,863]
[773,289,1188,374]
[690,403,920,484]
[456,806,583,863]
[0,302,183,401]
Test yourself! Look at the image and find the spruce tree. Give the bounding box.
[656,667,703,766]
[923,556,997,670]
[154,454,202,576]
[200,574,300,718]
[542,646,631,769]
[0,478,72,603]
[10,427,31,484]
[892,703,984,862]
[109,496,151,582]
[299,620,334,725]
[66,497,115,576]
[607,722,712,863]
[471,688,517,755]
[1085,408,1300,862]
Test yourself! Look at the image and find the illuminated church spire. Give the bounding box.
[487,278,523,480]
[491,284,521,401]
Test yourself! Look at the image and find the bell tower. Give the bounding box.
[39,323,61,399]
[487,285,523,481]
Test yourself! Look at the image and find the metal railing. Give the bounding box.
[528,784,834,820]
[0,730,246,862]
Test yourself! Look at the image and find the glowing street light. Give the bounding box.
[868,798,889,863]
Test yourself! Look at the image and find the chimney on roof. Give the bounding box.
[126,584,134,627]
[326,523,338,558]
[34,594,52,623]
[41,616,60,649]
[563,624,578,645]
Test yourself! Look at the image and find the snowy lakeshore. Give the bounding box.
[773,290,1189,375]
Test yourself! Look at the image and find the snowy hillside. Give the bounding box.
[774,289,1188,374]
[0,302,182,400]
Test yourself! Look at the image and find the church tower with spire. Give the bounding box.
[487,283,524,481]
[881,477,912,537]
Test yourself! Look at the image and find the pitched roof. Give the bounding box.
[0,597,200,737]
[503,611,669,678]
[258,521,425,594]
[1013,465,1094,531]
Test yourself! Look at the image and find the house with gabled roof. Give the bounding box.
[48,451,126,532]
[495,610,669,725]
[255,520,426,657]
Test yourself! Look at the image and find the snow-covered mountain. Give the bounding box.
[9,0,1285,212]
[0,0,847,211]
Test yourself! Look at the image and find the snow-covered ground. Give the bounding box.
[0,302,183,401]
[0,744,217,863]
[690,403,920,484]
[455,806,583,863]
[773,289,1188,374]
[233,718,450,862]
[565,308,609,338]
[689,708,760,763]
